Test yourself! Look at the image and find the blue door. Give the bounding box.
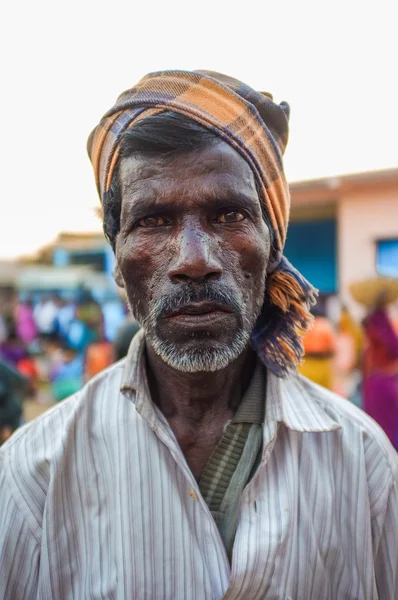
[284,219,337,294]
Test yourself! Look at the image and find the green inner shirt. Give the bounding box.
[198,362,265,561]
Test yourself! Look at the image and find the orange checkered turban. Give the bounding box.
[87,70,317,375]
[88,70,291,251]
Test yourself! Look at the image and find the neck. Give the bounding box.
[145,343,256,424]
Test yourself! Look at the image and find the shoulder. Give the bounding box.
[296,374,398,513]
[0,359,127,527]
[301,376,395,453]
[3,358,126,450]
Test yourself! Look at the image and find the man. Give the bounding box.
[0,360,25,445]
[299,305,337,390]
[113,313,141,360]
[32,295,58,338]
[0,71,397,599]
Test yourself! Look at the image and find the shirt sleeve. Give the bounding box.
[0,454,40,600]
[373,477,398,599]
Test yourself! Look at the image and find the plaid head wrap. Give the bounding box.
[87,70,317,376]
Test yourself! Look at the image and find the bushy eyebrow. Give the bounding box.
[120,191,261,230]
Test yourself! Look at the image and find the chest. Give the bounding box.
[39,422,377,600]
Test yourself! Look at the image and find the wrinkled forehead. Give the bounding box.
[119,140,260,207]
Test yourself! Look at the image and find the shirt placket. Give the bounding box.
[221,419,279,599]
[151,416,232,596]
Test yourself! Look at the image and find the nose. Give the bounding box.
[168,223,223,284]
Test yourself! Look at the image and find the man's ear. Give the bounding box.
[114,263,125,289]
[266,249,282,275]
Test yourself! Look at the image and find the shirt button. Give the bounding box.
[189,488,198,501]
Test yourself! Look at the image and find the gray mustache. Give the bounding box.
[151,284,243,320]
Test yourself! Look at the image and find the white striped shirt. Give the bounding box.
[1,330,397,599]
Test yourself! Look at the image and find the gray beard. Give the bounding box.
[148,328,251,372]
[127,279,265,373]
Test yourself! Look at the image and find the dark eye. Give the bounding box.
[216,211,246,224]
[137,216,170,228]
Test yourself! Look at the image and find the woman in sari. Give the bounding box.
[15,299,37,345]
[362,303,398,449]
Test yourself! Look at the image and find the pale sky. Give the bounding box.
[1,0,397,259]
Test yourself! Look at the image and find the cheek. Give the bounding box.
[116,235,168,299]
[237,233,270,285]
[239,245,268,316]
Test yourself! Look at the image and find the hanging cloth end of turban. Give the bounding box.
[251,256,319,377]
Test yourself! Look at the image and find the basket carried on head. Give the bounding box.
[349,276,398,308]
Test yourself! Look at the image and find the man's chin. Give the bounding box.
[147,331,250,373]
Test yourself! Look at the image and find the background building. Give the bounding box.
[287,167,398,318]
[7,233,117,302]
[51,232,115,278]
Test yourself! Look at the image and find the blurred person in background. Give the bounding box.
[41,333,65,374]
[0,296,15,338]
[334,305,364,400]
[0,386,21,445]
[28,334,66,405]
[113,314,140,360]
[0,329,27,367]
[0,360,27,445]
[299,305,337,390]
[338,305,363,368]
[101,291,126,342]
[362,295,398,449]
[65,293,101,352]
[76,290,103,342]
[16,349,40,398]
[0,312,7,345]
[33,295,58,338]
[14,297,37,346]
[54,297,75,342]
[1,70,397,599]
[66,315,94,352]
[50,345,83,402]
[83,333,114,381]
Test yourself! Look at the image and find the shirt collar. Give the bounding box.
[121,328,146,393]
[266,370,342,433]
[120,329,162,429]
[121,331,341,434]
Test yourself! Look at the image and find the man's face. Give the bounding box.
[115,140,271,372]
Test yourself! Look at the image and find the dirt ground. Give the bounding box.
[23,399,55,422]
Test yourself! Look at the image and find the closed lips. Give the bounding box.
[166,302,233,317]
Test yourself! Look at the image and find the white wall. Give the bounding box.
[338,187,398,318]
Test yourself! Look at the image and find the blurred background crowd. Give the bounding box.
[0,249,140,444]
